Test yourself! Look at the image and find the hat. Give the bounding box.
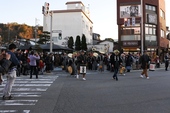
[68,53,73,58]
[113,49,120,54]
[99,51,105,54]
[93,52,98,57]
[67,66,73,74]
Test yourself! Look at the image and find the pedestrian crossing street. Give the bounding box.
[0,75,58,113]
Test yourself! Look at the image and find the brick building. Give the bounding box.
[117,0,168,55]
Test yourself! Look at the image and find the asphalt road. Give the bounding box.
[1,67,170,113]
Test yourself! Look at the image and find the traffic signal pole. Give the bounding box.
[42,2,53,52]
[50,11,53,53]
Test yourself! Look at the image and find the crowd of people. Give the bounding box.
[62,49,166,82]
[0,43,168,100]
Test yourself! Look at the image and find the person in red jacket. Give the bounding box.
[39,60,44,75]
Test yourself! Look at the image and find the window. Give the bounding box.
[145,35,156,41]
[152,7,156,11]
[161,29,165,38]
[149,28,152,34]
[145,5,156,12]
[145,24,156,35]
[145,35,157,46]
[160,9,165,19]
[90,27,92,35]
[145,5,149,10]
[121,35,140,41]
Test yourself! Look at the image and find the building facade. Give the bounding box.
[43,1,93,46]
[117,0,168,54]
[87,40,113,54]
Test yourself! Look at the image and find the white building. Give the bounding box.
[43,1,93,46]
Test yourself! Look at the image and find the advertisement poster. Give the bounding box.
[120,5,141,18]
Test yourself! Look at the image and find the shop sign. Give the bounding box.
[123,41,138,46]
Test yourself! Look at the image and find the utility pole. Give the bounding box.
[35,18,39,44]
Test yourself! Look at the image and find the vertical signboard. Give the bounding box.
[132,17,135,26]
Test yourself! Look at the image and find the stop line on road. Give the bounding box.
[0,75,58,113]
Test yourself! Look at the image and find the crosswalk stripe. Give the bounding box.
[0,92,41,97]
[0,110,30,113]
[16,79,56,81]
[11,81,54,83]
[0,100,38,105]
[0,84,51,87]
[0,88,47,91]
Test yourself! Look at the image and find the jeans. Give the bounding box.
[3,70,16,97]
[113,68,119,80]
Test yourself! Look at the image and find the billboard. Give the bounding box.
[147,14,157,25]
[120,5,141,18]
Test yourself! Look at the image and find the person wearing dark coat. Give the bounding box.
[110,50,122,81]
[76,50,87,80]
[125,53,133,72]
[2,46,19,100]
[139,51,151,79]
[164,53,169,71]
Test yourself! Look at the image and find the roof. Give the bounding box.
[65,1,84,6]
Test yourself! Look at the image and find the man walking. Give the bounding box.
[76,50,87,80]
[110,50,122,81]
[3,43,20,100]
[164,52,169,71]
[139,50,151,79]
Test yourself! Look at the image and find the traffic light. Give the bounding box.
[46,2,49,14]
[124,18,128,27]
[58,33,62,40]
[42,6,45,14]
[43,2,50,15]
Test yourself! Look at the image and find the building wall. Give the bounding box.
[43,1,93,46]
[158,0,168,48]
[87,41,113,53]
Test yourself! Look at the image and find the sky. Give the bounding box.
[0,0,170,40]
